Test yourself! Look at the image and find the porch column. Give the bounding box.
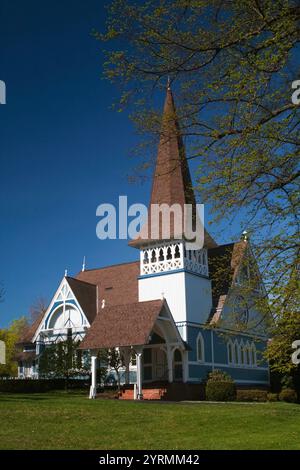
[182,350,188,383]
[135,347,143,400]
[122,348,131,385]
[89,351,97,399]
[166,346,173,383]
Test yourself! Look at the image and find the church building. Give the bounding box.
[17,85,270,399]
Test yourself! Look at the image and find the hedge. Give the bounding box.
[206,381,236,401]
[279,388,298,403]
[0,378,90,393]
[267,392,278,402]
[236,389,268,402]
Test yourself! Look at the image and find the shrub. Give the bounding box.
[279,388,298,403]
[205,369,236,401]
[207,370,233,382]
[236,389,268,402]
[267,393,278,402]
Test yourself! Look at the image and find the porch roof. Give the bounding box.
[79,300,166,350]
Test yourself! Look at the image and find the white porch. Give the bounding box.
[86,300,188,400]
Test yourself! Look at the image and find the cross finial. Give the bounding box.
[64,269,68,277]
[167,76,171,90]
[241,230,249,241]
[82,256,86,272]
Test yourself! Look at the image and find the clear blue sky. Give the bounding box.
[0,0,239,327]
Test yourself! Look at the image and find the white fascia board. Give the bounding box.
[32,277,66,343]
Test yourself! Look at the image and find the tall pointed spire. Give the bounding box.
[129,84,216,248]
[149,83,195,210]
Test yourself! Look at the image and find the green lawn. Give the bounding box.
[0,392,299,450]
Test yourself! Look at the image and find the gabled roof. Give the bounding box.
[66,277,97,324]
[75,261,139,310]
[18,262,140,345]
[129,86,216,248]
[79,300,165,350]
[208,240,248,323]
[15,350,37,362]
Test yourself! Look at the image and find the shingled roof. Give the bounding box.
[66,277,97,324]
[129,85,216,249]
[79,300,165,350]
[18,262,139,345]
[75,261,139,310]
[208,240,248,323]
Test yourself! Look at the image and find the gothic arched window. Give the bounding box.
[234,341,239,364]
[227,341,233,364]
[196,333,205,362]
[251,343,257,366]
[240,342,245,365]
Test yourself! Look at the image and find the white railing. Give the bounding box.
[141,242,208,276]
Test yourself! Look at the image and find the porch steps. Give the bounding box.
[119,386,167,400]
[118,383,205,401]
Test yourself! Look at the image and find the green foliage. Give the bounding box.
[39,336,89,382]
[207,369,234,382]
[104,348,124,390]
[267,393,279,402]
[0,317,28,377]
[236,389,268,402]
[205,369,236,401]
[39,338,110,389]
[279,388,298,403]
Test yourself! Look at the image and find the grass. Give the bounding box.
[0,391,300,449]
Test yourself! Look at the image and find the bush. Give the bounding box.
[279,388,298,403]
[0,378,90,393]
[207,370,233,382]
[205,370,236,401]
[267,393,278,402]
[236,389,268,402]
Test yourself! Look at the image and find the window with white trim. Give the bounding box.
[227,341,233,365]
[227,339,257,368]
[196,333,205,362]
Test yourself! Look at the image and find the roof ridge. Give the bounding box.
[76,260,139,275]
[97,298,163,312]
[66,276,96,287]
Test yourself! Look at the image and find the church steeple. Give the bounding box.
[129,84,216,249]
[137,84,215,322]
[149,83,196,210]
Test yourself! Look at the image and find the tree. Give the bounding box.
[39,337,86,389]
[265,271,300,376]
[105,348,124,391]
[0,317,28,377]
[39,335,109,390]
[29,297,47,324]
[98,0,300,372]
[38,332,89,389]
